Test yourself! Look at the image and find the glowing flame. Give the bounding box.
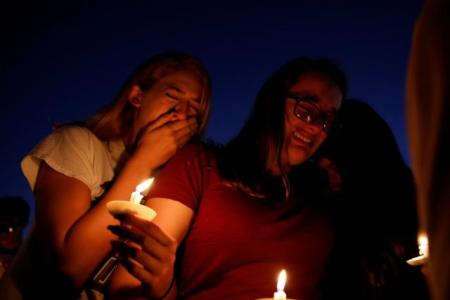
[136,178,154,194]
[130,178,155,204]
[277,269,287,292]
[418,232,429,257]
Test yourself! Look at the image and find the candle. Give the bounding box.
[106,178,157,221]
[274,270,287,300]
[418,233,429,257]
[256,269,296,300]
[407,232,429,266]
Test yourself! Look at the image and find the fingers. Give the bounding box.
[125,214,176,246]
[138,116,197,149]
[120,255,174,298]
[109,222,176,297]
[108,225,144,244]
[144,113,197,134]
[114,240,173,277]
[121,257,156,287]
[143,113,176,132]
[169,119,198,147]
[166,117,197,132]
[107,221,175,250]
[133,115,199,169]
[109,225,176,285]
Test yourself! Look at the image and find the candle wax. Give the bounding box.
[106,200,157,221]
[274,291,287,300]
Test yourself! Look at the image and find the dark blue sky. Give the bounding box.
[1,0,423,221]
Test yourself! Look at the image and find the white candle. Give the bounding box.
[106,178,157,221]
[274,270,287,300]
[256,269,294,300]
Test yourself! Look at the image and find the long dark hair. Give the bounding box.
[216,57,348,200]
[319,100,427,300]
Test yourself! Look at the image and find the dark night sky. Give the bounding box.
[1,0,423,225]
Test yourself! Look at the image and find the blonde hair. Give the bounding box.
[86,52,211,141]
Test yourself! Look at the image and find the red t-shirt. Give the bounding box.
[148,143,334,300]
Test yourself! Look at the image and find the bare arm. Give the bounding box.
[33,115,198,288]
[34,156,154,288]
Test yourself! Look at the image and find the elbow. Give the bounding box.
[57,257,91,289]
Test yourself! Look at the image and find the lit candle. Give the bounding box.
[256,269,295,300]
[106,178,157,221]
[274,270,287,300]
[418,233,429,257]
[407,232,429,266]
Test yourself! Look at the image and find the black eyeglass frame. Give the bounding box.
[287,95,337,134]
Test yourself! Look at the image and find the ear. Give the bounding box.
[127,85,144,108]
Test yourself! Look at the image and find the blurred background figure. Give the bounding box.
[319,99,429,300]
[406,0,450,299]
[0,197,30,279]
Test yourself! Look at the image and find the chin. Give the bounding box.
[288,148,310,166]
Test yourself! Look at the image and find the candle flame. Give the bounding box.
[136,178,154,194]
[276,269,287,292]
[418,232,429,256]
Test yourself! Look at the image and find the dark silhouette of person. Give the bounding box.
[0,196,30,279]
[406,0,450,299]
[319,99,429,300]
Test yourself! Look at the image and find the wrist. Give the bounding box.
[146,275,176,300]
[124,153,155,175]
[129,148,161,171]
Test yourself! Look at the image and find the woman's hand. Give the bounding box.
[132,113,198,170]
[108,214,177,299]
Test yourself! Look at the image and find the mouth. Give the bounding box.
[293,131,312,145]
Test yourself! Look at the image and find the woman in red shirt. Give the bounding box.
[109,57,347,300]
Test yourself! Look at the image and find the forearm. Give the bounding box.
[36,157,155,288]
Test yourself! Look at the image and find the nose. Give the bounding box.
[302,120,322,134]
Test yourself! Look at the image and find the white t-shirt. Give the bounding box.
[0,126,125,299]
[21,125,125,200]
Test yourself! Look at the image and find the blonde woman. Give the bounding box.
[0,52,211,299]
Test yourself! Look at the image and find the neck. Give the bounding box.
[123,124,139,151]
[267,159,291,176]
[266,147,291,176]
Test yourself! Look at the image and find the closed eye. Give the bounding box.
[166,93,180,101]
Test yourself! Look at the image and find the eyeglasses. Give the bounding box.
[287,94,337,134]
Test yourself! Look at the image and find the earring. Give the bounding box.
[130,96,142,107]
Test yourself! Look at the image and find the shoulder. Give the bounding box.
[51,125,101,145]
[45,125,110,158]
[21,125,114,197]
[171,142,216,166]
[153,141,217,189]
